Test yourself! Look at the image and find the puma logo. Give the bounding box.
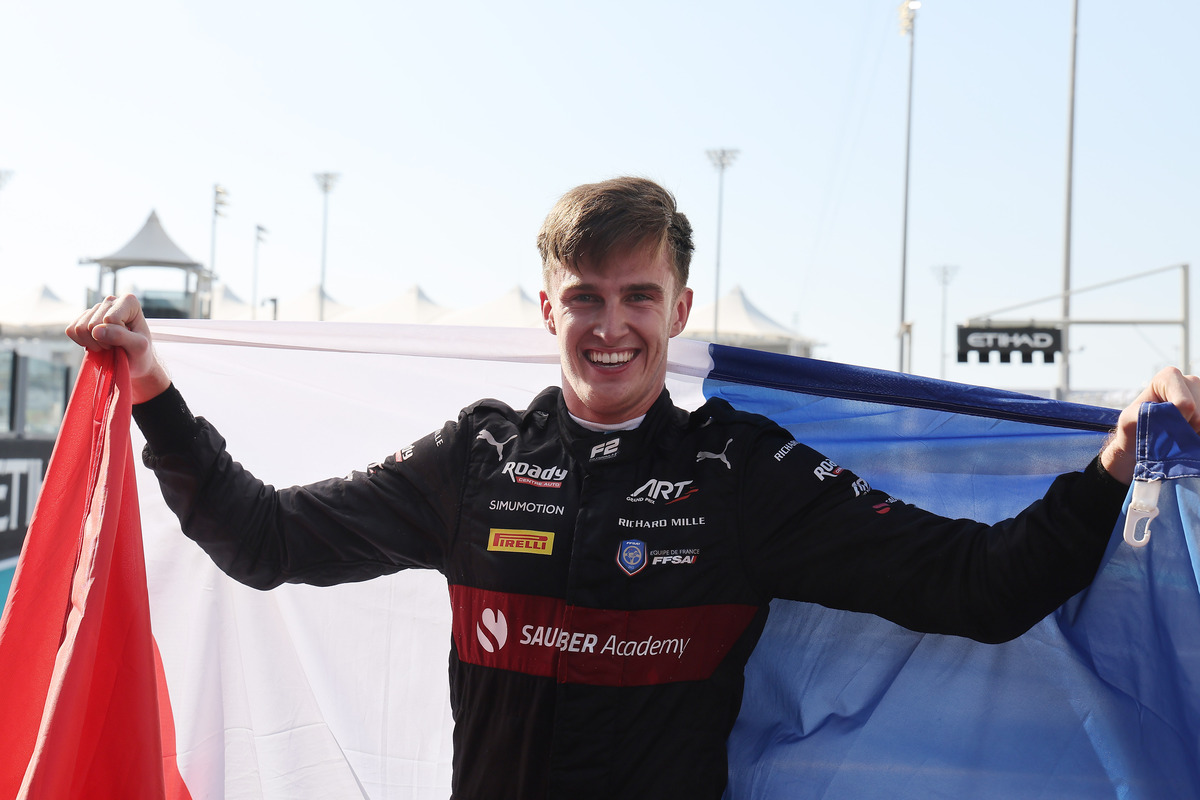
[696,438,733,470]
[477,430,518,461]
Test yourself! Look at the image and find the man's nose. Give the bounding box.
[592,302,628,340]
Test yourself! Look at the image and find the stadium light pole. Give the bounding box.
[706,149,738,340]
[1058,0,1079,400]
[252,225,268,320]
[205,184,229,318]
[931,264,959,379]
[897,0,920,373]
[0,170,13,263]
[314,172,340,321]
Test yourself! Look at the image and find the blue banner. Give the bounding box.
[709,346,1199,799]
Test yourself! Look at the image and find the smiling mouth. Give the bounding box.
[587,350,636,366]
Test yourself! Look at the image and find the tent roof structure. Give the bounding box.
[435,286,543,328]
[209,283,256,321]
[683,285,814,356]
[332,285,446,324]
[274,285,351,321]
[82,211,203,272]
[0,285,86,337]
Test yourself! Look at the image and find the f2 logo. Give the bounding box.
[590,438,620,462]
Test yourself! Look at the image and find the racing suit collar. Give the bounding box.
[550,387,687,469]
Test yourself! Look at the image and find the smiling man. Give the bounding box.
[68,177,1200,800]
[538,179,694,426]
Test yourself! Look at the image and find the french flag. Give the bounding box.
[0,321,1196,798]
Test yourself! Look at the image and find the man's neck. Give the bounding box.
[568,411,645,432]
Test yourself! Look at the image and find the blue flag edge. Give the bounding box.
[704,346,1200,799]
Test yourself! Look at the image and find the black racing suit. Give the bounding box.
[133,384,1127,800]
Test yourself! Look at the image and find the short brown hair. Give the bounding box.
[537,177,694,290]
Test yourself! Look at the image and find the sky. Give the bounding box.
[1,0,1197,399]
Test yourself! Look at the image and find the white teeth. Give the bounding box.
[589,351,633,365]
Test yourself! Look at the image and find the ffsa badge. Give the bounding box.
[617,539,647,576]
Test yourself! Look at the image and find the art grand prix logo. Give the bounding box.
[626,478,697,505]
[476,608,508,653]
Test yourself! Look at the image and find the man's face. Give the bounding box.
[540,243,693,425]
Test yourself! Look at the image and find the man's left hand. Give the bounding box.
[1100,366,1200,484]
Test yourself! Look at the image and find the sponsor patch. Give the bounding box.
[501,461,568,488]
[773,439,798,461]
[477,429,518,461]
[626,478,696,505]
[695,438,733,469]
[488,529,555,555]
[489,499,566,515]
[650,547,700,566]
[476,608,508,652]
[589,437,621,462]
[813,458,843,481]
[617,539,647,576]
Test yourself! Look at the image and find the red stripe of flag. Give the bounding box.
[0,350,192,799]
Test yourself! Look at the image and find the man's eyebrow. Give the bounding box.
[621,282,666,295]
[560,281,666,295]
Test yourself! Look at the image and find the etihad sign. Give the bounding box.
[488,528,555,555]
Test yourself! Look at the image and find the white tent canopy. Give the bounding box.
[0,285,87,338]
[683,285,814,357]
[209,284,256,321]
[435,286,543,328]
[273,285,351,322]
[83,211,202,271]
[331,285,446,324]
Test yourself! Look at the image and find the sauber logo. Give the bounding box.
[476,608,508,653]
[626,478,697,505]
[477,430,517,461]
[488,528,555,555]
[813,458,843,481]
[501,461,568,488]
[696,438,733,469]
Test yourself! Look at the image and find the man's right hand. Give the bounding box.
[66,294,172,404]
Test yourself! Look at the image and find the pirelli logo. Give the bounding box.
[487,529,555,555]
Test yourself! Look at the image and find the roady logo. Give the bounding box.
[501,461,568,488]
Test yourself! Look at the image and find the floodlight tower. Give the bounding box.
[0,170,13,261]
[314,172,340,321]
[706,148,738,340]
[897,0,920,373]
[253,225,268,320]
[931,264,959,379]
[203,184,229,317]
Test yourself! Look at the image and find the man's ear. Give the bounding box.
[540,290,556,335]
[669,287,694,337]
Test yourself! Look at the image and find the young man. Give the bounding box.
[69,177,1199,799]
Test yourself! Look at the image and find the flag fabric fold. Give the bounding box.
[2,322,1198,799]
[0,349,187,799]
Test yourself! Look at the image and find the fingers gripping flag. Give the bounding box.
[0,350,190,799]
